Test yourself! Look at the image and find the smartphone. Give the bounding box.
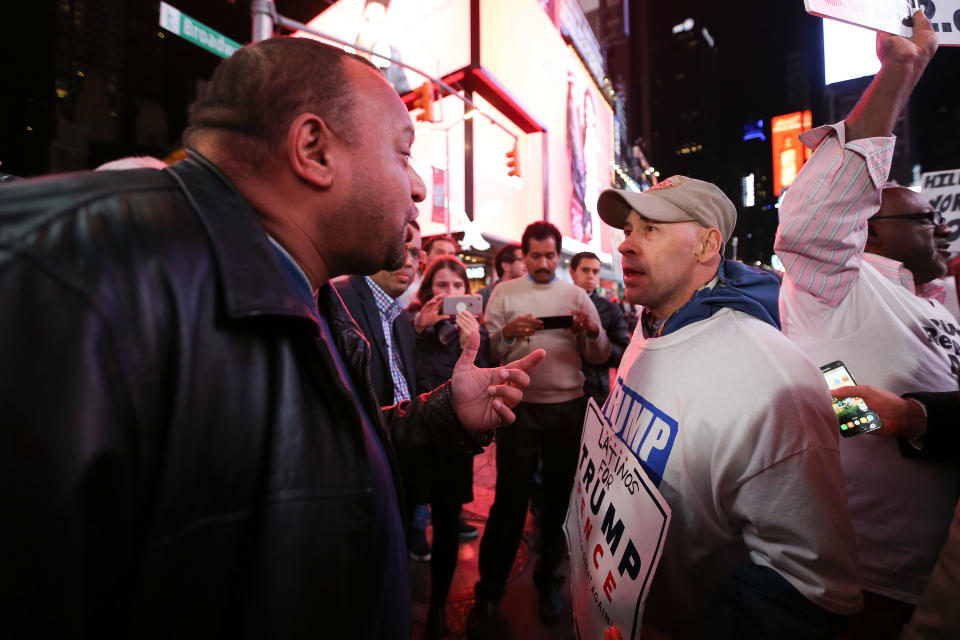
[537,315,574,330]
[442,294,482,315]
[819,360,882,437]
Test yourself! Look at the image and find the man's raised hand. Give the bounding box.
[451,330,545,432]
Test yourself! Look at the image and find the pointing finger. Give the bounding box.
[505,348,546,374]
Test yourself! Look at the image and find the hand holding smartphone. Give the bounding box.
[820,361,882,437]
[536,315,574,330]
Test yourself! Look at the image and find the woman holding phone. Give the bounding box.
[409,256,489,638]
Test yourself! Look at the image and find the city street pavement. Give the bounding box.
[410,441,577,640]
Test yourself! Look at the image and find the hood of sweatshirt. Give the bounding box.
[645,259,781,338]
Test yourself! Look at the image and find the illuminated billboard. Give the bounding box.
[771,111,812,197]
[480,0,614,252]
[295,0,470,95]
[295,0,616,258]
[822,19,879,85]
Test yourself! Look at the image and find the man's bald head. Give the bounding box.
[184,37,378,165]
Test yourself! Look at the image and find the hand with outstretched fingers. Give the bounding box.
[451,330,545,431]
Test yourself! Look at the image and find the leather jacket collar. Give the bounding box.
[169,151,381,420]
[167,151,320,326]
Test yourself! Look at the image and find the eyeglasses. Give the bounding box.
[871,211,945,226]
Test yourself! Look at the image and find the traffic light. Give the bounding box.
[413,82,434,122]
[505,142,520,177]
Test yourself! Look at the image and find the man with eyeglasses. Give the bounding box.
[335,222,422,409]
[775,12,959,636]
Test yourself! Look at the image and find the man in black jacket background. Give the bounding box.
[0,37,543,638]
[569,251,631,406]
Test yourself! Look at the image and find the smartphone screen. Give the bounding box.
[819,361,882,437]
[537,315,574,329]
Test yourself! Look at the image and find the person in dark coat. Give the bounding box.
[569,251,632,405]
[409,256,490,638]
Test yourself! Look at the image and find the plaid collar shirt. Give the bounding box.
[364,276,412,404]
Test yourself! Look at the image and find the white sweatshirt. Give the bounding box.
[605,308,863,631]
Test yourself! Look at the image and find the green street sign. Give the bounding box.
[159,1,241,59]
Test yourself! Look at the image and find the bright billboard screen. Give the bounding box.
[822,19,880,85]
[771,111,812,197]
[298,0,616,258]
[295,0,470,95]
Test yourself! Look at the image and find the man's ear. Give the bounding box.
[696,228,723,263]
[286,112,337,189]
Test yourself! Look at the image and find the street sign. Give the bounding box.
[805,0,960,46]
[159,2,241,59]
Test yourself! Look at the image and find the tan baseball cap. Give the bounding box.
[597,175,737,243]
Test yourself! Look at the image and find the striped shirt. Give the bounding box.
[775,123,945,304]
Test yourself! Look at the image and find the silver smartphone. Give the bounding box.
[442,294,482,315]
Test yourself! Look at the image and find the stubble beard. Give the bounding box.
[380,223,410,272]
[341,176,410,273]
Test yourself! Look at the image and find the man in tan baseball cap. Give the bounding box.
[596,175,743,333]
[593,176,862,638]
[597,175,736,246]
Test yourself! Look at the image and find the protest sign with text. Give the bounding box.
[805,0,960,46]
[921,168,960,253]
[563,399,671,640]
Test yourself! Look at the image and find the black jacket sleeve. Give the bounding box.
[899,391,960,462]
[597,295,632,369]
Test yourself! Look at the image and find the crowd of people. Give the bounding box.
[0,9,957,640]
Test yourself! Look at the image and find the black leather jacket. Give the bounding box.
[0,153,479,637]
[582,290,632,405]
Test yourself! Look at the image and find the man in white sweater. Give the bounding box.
[469,221,610,633]
[597,176,862,638]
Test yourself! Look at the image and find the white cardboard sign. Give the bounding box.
[563,399,671,640]
[921,168,960,254]
[805,0,960,46]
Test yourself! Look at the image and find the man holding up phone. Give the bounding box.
[775,11,958,634]
[469,221,609,633]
